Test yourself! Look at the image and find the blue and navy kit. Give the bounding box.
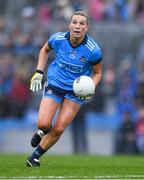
[47,31,102,91]
[43,31,102,105]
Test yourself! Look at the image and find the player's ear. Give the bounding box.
[69,23,71,30]
[85,24,89,32]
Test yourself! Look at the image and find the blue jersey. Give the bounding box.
[47,31,102,91]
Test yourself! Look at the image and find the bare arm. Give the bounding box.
[92,62,102,87]
[36,42,51,71]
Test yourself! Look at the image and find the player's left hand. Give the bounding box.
[30,70,43,92]
[77,94,94,100]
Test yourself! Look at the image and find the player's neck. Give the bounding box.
[70,36,84,47]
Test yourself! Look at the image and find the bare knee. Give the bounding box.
[52,124,65,136]
[37,118,51,131]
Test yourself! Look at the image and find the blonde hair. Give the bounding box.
[70,11,89,24]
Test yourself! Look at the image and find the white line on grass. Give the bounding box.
[0,175,144,179]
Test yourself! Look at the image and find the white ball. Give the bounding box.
[73,75,95,97]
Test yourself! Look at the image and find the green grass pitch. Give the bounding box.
[0,154,144,179]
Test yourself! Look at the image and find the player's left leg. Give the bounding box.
[27,99,81,167]
[39,99,81,150]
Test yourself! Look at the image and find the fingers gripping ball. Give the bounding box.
[73,75,95,99]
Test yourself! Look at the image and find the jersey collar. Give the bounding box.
[65,31,87,48]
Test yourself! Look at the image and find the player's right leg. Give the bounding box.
[31,126,52,147]
[31,83,62,148]
[31,97,59,147]
[27,98,60,167]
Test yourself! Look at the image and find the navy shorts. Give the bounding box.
[42,82,84,105]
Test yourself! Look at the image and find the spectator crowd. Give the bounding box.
[0,0,144,153]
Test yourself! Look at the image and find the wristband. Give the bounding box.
[36,69,43,75]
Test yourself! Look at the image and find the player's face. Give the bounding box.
[69,15,88,39]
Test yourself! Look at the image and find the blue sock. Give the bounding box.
[29,145,46,160]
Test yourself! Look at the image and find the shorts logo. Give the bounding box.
[80,56,87,62]
[47,89,53,95]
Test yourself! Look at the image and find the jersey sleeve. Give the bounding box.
[90,47,102,65]
[48,33,57,49]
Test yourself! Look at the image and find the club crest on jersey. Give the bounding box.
[80,56,87,62]
[69,50,77,59]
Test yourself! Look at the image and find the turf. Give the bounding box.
[0,154,144,179]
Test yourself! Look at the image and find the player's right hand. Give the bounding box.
[30,70,43,92]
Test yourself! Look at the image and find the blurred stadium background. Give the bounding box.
[0,0,144,156]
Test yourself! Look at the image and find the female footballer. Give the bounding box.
[27,11,102,167]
